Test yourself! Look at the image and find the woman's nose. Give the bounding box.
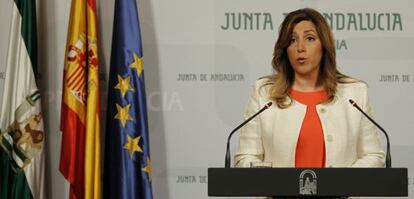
[296,40,305,53]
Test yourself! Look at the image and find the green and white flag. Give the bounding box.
[0,0,45,199]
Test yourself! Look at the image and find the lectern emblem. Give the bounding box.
[299,169,317,195]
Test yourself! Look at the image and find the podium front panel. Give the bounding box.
[208,168,408,197]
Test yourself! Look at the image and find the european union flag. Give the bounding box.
[103,0,153,198]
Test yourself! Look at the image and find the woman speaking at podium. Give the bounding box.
[234,8,385,171]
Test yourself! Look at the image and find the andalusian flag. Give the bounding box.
[59,0,101,199]
[103,0,153,198]
[0,0,45,198]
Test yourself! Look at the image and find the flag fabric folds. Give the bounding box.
[0,0,45,198]
[103,0,153,198]
[59,0,101,198]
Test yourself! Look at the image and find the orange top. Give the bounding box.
[290,89,328,168]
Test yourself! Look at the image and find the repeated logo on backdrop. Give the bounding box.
[219,11,404,51]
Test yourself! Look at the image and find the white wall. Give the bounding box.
[1,0,414,198]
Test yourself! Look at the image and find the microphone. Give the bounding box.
[225,102,272,168]
[349,99,391,168]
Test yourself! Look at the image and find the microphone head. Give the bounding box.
[265,102,272,109]
[349,99,356,106]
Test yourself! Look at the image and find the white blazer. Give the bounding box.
[235,79,385,168]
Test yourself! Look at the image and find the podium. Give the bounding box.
[208,168,408,197]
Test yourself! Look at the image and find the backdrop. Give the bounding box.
[0,0,413,198]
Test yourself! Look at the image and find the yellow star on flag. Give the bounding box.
[114,103,133,127]
[114,75,134,97]
[123,135,143,159]
[142,157,152,182]
[129,52,143,76]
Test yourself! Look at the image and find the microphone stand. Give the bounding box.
[225,102,272,168]
[349,99,391,168]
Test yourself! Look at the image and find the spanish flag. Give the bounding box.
[59,0,101,199]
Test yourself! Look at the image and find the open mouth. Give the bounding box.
[297,57,306,64]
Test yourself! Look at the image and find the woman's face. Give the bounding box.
[287,20,323,80]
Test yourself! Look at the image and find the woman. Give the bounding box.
[235,8,385,170]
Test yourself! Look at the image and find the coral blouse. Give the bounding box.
[290,89,328,168]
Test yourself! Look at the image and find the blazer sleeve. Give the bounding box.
[234,81,265,167]
[351,83,386,167]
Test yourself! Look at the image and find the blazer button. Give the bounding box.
[326,135,333,142]
[319,108,326,113]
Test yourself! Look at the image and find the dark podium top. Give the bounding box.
[208,168,408,197]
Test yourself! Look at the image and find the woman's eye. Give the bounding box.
[290,38,297,43]
[306,37,315,41]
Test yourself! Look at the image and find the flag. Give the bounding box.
[0,0,45,198]
[59,0,101,198]
[103,0,153,198]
